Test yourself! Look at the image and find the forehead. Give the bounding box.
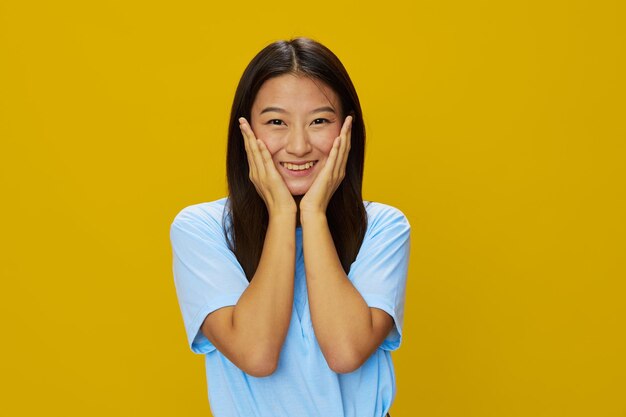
[252,74,340,113]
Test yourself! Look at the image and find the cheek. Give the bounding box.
[251,124,282,155]
[312,128,340,155]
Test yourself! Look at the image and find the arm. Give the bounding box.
[200,118,297,377]
[299,115,394,373]
[200,212,295,377]
[301,212,394,374]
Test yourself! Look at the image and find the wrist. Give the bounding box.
[268,206,298,222]
[299,209,327,226]
[268,199,297,216]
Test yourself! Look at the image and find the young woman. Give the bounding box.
[170,37,410,417]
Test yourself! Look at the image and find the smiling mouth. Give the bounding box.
[280,161,317,171]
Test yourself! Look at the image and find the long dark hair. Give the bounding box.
[225,37,367,281]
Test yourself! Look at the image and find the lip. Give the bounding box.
[279,160,318,177]
[280,160,317,164]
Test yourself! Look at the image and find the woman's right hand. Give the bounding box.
[239,117,296,216]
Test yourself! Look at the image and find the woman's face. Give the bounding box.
[250,74,343,196]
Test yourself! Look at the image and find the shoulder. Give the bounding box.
[363,201,411,236]
[170,197,229,239]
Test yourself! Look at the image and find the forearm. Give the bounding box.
[199,211,295,376]
[230,211,296,362]
[301,212,377,371]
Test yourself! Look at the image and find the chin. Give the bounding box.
[289,189,310,197]
[287,183,312,196]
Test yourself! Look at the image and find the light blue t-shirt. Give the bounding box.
[170,197,410,417]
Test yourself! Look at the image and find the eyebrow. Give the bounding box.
[259,106,337,115]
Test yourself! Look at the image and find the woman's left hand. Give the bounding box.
[299,115,352,216]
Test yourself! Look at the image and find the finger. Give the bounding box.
[240,118,266,177]
[340,115,352,136]
[249,138,267,177]
[239,117,250,155]
[333,136,346,179]
[256,138,277,175]
[346,116,352,154]
[323,136,340,178]
[239,118,252,156]
[239,118,258,176]
[334,116,352,178]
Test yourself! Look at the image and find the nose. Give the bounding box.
[285,126,312,157]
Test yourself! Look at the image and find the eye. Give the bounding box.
[312,118,330,125]
[267,119,285,126]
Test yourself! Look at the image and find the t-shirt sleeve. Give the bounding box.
[170,206,248,354]
[347,204,411,351]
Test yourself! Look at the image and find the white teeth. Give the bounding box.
[282,161,316,171]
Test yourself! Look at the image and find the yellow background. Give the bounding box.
[1,0,625,416]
